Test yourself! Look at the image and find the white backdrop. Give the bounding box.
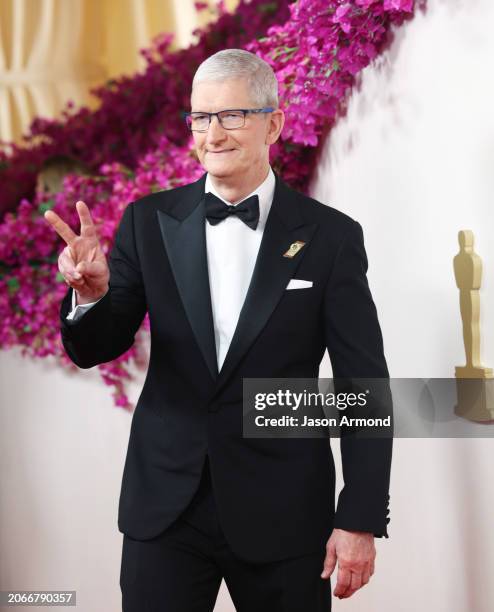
[1,0,494,610]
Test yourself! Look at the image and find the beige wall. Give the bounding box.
[0,0,239,144]
[312,0,494,609]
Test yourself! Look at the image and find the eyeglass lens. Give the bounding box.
[187,111,245,131]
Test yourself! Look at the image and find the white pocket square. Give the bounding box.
[286,279,313,290]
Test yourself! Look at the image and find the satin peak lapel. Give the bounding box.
[156,175,218,380]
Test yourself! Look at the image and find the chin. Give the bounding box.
[205,162,236,177]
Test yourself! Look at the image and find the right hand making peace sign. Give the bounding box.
[44,201,110,305]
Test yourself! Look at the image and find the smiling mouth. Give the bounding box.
[208,149,235,154]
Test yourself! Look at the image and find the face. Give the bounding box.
[189,78,284,181]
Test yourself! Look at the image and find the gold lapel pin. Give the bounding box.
[283,240,306,258]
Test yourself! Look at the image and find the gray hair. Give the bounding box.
[192,49,279,109]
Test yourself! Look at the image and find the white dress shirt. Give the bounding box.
[66,166,276,371]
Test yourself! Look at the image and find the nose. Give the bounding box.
[205,114,227,144]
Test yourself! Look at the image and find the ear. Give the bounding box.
[266,109,285,145]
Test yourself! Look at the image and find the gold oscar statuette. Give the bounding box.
[453,230,493,422]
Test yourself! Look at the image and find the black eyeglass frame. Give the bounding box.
[183,107,275,131]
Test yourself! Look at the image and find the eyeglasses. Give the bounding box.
[183,107,274,132]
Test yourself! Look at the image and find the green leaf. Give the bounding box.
[7,277,20,294]
[38,199,55,214]
[258,2,277,14]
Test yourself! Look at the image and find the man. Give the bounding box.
[45,49,392,612]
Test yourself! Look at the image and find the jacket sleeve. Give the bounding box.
[323,220,393,538]
[59,202,147,369]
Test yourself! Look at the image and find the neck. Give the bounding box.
[209,162,270,204]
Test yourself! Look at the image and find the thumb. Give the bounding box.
[75,260,106,278]
[321,542,337,579]
[75,261,87,275]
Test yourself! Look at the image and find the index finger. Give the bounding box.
[44,209,77,245]
[334,567,352,597]
[76,200,97,238]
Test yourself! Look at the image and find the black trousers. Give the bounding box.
[120,456,332,612]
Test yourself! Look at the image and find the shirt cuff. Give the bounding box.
[66,288,104,321]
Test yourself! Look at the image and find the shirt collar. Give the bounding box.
[204,165,275,231]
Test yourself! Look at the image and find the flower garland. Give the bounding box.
[0,0,415,408]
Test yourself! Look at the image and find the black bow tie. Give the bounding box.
[204,192,260,230]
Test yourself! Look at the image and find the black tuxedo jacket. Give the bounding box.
[60,170,392,563]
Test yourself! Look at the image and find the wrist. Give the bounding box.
[74,288,108,305]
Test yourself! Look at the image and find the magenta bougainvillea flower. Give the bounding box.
[0,0,415,408]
